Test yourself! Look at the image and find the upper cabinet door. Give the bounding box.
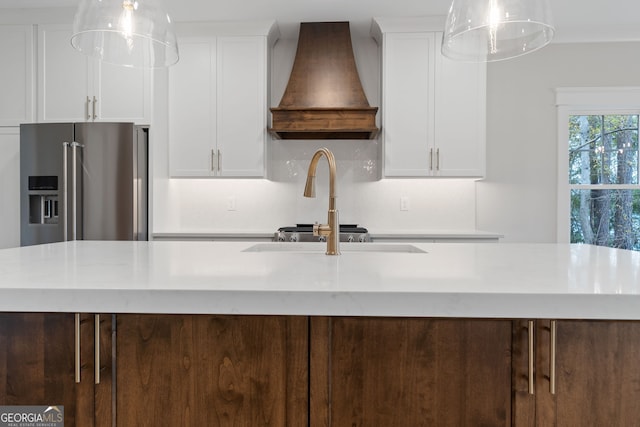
[216,36,266,177]
[169,38,217,177]
[0,25,34,126]
[37,24,91,122]
[37,24,151,124]
[95,58,152,124]
[374,18,487,179]
[167,29,274,178]
[382,32,436,177]
[434,33,486,177]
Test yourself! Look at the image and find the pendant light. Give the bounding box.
[441,0,555,62]
[71,0,179,68]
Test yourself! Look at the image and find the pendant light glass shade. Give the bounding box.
[71,0,179,68]
[441,0,555,62]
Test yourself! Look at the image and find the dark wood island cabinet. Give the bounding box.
[0,313,307,427]
[310,317,513,427]
[114,314,308,427]
[3,314,640,426]
[0,313,108,427]
[513,319,640,427]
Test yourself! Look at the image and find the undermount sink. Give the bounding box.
[243,242,426,254]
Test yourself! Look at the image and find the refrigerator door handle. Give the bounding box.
[71,141,85,241]
[63,142,70,241]
[71,142,77,240]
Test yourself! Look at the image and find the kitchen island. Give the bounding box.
[1,240,640,427]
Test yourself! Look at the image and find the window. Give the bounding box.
[557,88,640,250]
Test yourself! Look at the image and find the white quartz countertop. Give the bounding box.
[1,241,639,319]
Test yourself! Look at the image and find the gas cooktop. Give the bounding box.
[274,224,371,243]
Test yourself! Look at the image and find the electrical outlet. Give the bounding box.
[227,196,237,211]
[400,196,410,211]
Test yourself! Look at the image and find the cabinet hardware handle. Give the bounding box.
[550,320,557,394]
[86,96,91,121]
[95,314,100,385]
[528,320,535,395]
[429,148,434,171]
[217,149,221,174]
[436,148,440,171]
[92,96,97,120]
[75,313,81,383]
[211,149,216,172]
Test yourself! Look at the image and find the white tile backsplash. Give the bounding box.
[152,174,477,234]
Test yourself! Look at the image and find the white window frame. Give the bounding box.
[556,87,640,243]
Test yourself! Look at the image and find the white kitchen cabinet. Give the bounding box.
[169,38,216,176]
[372,18,486,178]
[0,128,20,249]
[216,36,267,176]
[380,31,436,177]
[37,24,151,124]
[434,32,486,177]
[0,25,34,126]
[169,30,272,177]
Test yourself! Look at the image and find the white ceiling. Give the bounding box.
[1,0,640,42]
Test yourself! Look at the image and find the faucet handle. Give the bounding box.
[313,222,331,237]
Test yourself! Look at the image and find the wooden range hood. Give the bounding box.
[269,22,379,140]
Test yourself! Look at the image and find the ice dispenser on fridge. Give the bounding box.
[27,176,59,225]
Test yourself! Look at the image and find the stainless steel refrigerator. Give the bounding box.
[20,122,148,246]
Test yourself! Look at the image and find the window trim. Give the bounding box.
[556,87,640,243]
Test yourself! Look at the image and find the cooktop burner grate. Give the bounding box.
[274,224,371,242]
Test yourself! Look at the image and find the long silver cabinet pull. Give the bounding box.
[429,148,434,171]
[111,314,117,427]
[550,320,557,394]
[217,149,221,173]
[436,148,440,171]
[528,320,535,395]
[86,96,91,121]
[211,149,216,172]
[95,314,100,385]
[75,313,81,383]
[92,96,97,120]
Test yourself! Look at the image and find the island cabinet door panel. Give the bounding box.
[310,317,513,427]
[114,314,308,427]
[0,313,97,427]
[512,320,640,427]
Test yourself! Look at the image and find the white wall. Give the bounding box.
[478,42,640,243]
